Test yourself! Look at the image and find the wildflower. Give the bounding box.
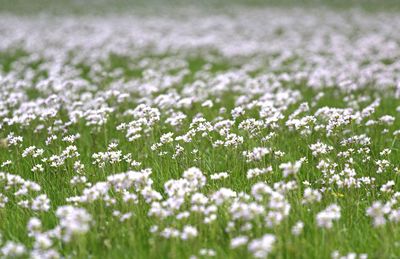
[316,204,341,229]
[248,234,276,258]
[279,160,302,178]
[230,236,249,248]
[1,242,25,257]
[366,201,391,227]
[291,221,304,236]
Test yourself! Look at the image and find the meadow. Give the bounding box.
[0,2,400,258]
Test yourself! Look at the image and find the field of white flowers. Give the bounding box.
[0,3,400,259]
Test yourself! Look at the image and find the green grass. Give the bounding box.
[1,53,400,258]
[1,1,400,257]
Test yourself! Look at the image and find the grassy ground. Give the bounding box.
[1,2,400,259]
[0,54,400,258]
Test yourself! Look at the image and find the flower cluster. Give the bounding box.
[0,6,399,258]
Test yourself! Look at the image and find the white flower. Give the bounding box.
[181,225,198,240]
[247,167,272,179]
[279,160,302,178]
[56,205,92,242]
[230,236,249,248]
[302,188,322,204]
[366,201,391,227]
[210,172,229,180]
[291,221,304,236]
[248,234,276,258]
[316,204,341,229]
[1,241,26,257]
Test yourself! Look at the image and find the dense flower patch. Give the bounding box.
[0,7,400,259]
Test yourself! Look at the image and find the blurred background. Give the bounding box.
[0,0,399,15]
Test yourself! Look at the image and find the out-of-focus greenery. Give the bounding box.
[0,0,399,15]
